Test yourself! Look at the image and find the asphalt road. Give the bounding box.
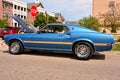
[0,39,120,80]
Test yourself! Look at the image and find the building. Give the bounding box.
[47,12,55,17]
[27,1,45,24]
[65,21,78,25]
[0,0,3,19]
[0,0,65,26]
[93,0,120,17]
[55,13,65,23]
[0,0,27,26]
[12,0,27,27]
[92,0,120,33]
[1,0,13,26]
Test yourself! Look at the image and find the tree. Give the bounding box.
[78,16,100,31]
[34,13,46,28]
[34,13,58,28]
[0,19,9,28]
[47,16,57,23]
[99,3,120,33]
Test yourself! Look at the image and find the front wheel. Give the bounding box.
[74,42,93,60]
[9,41,24,54]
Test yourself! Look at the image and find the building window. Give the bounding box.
[3,2,11,9]
[24,8,26,12]
[15,23,17,27]
[24,16,26,19]
[21,7,23,11]
[27,9,30,13]
[18,15,20,17]
[109,1,115,7]
[108,10,114,16]
[14,5,17,9]
[14,14,17,16]
[3,13,9,18]
[21,15,23,19]
[18,6,20,10]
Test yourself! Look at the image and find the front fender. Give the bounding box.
[7,38,24,46]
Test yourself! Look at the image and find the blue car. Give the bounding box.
[4,16,114,60]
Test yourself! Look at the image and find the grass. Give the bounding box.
[112,44,120,51]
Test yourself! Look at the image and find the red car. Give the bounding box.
[0,27,19,39]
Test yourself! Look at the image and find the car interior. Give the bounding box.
[40,25,69,34]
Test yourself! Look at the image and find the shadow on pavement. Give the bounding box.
[3,50,105,60]
[91,52,105,60]
[23,50,105,60]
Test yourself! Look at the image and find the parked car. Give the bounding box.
[0,26,19,39]
[4,16,114,60]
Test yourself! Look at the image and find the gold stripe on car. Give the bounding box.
[24,41,72,45]
[94,43,111,46]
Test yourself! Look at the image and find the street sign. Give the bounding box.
[30,6,38,17]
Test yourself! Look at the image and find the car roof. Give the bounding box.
[46,23,79,29]
[47,23,86,29]
[46,23,99,33]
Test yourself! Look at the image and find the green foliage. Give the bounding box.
[47,16,57,23]
[112,44,120,51]
[78,16,100,31]
[34,13,58,28]
[0,19,9,28]
[118,38,120,42]
[34,13,46,27]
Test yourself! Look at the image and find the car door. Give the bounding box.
[24,26,72,51]
[31,33,71,50]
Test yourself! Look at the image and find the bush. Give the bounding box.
[78,16,100,31]
[0,19,9,28]
[118,38,120,42]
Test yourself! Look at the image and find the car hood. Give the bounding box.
[9,15,37,33]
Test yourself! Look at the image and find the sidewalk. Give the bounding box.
[0,41,8,53]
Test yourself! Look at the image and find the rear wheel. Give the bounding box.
[74,42,93,60]
[9,41,24,54]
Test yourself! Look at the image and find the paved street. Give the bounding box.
[0,39,120,80]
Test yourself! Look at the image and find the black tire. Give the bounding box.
[9,40,24,55]
[74,42,93,60]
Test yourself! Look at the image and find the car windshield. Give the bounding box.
[25,24,38,33]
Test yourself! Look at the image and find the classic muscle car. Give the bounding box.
[4,16,114,60]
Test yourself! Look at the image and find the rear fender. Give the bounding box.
[72,38,95,52]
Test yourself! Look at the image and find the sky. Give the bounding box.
[22,0,92,21]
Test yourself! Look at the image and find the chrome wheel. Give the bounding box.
[9,41,24,54]
[75,45,90,58]
[74,42,93,60]
[10,42,20,54]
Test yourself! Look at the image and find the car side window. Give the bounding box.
[41,25,69,34]
[61,27,69,33]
